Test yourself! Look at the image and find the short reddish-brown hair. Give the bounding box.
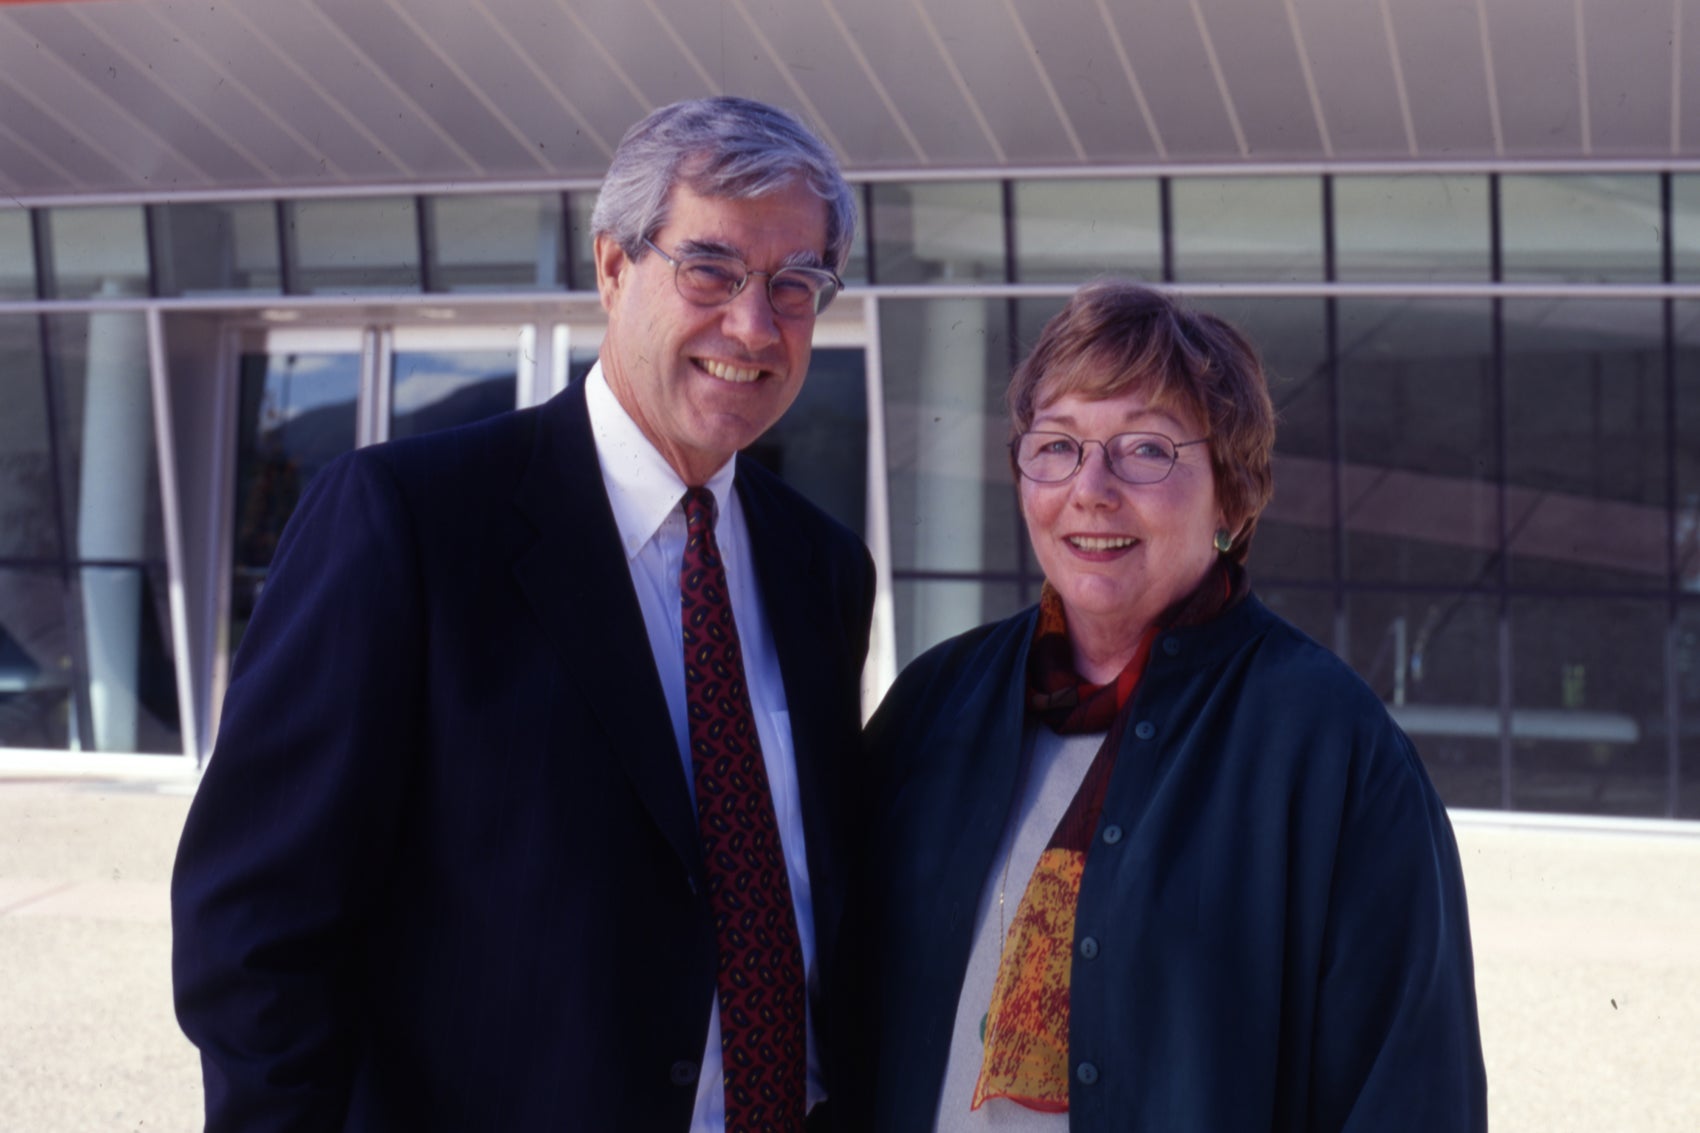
[1007,280,1277,564]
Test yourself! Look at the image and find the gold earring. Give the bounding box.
[1213,529,1233,554]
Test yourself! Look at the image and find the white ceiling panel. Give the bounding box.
[816,0,1005,167]
[1383,0,1501,156]
[1581,0,1676,155]
[1009,0,1163,163]
[0,0,1695,203]
[1288,0,1414,157]
[1199,0,1331,159]
[1484,0,1585,155]
[1105,0,1247,160]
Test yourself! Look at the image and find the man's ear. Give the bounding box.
[593,232,629,313]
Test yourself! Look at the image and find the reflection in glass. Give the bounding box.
[1171,177,1322,282]
[1510,598,1668,817]
[881,298,1022,658]
[894,579,1022,671]
[1502,299,1667,590]
[1189,297,1331,583]
[1337,298,1497,586]
[151,201,281,296]
[1679,604,1700,818]
[870,182,1005,284]
[390,349,516,441]
[231,350,360,650]
[0,315,58,559]
[1671,175,1700,283]
[1675,301,1700,592]
[43,313,166,565]
[1500,174,1661,283]
[0,567,71,749]
[566,191,596,291]
[43,206,150,299]
[78,564,181,753]
[1347,591,1502,810]
[742,347,866,539]
[1013,179,1161,283]
[0,209,35,300]
[426,194,564,292]
[1333,175,1490,282]
[287,197,421,294]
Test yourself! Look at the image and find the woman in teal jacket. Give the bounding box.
[850,281,1486,1132]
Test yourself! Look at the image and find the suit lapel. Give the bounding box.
[736,470,846,934]
[511,380,702,880]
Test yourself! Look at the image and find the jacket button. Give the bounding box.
[669,1059,699,1087]
[1078,935,1099,960]
[1134,720,1156,740]
[1101,823,1123,845]
[1162,636,1181,656]
[1076,1061,1099,1085]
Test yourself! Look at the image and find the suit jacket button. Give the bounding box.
[1078,935,1099,960]
[1101,823,1123,845]
[669,1059,699,1087]
[1076,1061,1099,1085]
[1134,720,1156,740]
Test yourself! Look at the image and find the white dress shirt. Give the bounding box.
[585,363,825,1127]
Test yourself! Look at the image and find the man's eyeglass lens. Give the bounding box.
[1015,431,1191,484]
[649,240,839,317]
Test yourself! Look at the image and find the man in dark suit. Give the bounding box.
[171,97,875,1133]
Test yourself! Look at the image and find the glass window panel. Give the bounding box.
[231,347,360,651]
[742,346,867,539]
[1257,585,1337,654]
[0,315,59,559]
[426,194,564,292]
[892,578,1024,671]
[286,197,421,294]
[0,209,35,300]
[566,190,596,291]
[0,567,72,750]
[390,346,517,442]
[43,312,166,565]
[1171,176,1322,282]
[150,201,281,296]
[881,298,1022,589]
[1671,175,1700,283]
[869,181,1005,284]
[1503,299,1667,590]
[1679,602,1700,818]
[1012,179,1161,283]
[74,564,181,754]
[1676,301,1700,593]
[43,206,150,299]
[1510,597,1668,817]
[840,188,869,287]
[1188,297,1332,583]
[1347,591,1503,810]
[1338,298,1497,586]
[1500,174,1662,283]
[1332,175,1491,282]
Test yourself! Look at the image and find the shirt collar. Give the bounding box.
[585,361,737,561]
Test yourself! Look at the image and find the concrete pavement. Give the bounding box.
[1,776,1696,1131]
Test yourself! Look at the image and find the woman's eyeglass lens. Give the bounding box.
[1013,431,1204,485]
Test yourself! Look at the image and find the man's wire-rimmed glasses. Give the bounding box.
[1012,430,1210,485]
[643,238,842,318]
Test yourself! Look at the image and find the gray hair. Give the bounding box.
[590,97,857,274]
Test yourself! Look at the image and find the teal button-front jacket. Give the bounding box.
[847,593,1486,1132]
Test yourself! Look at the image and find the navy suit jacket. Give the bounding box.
[171,377,876,1132]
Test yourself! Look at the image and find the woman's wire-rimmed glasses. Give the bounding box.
[1012,430,1209,485]
[643,238,842,318]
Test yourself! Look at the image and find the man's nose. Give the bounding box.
[721,278,783,350]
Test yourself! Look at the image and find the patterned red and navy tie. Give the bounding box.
[680,486,807,1133]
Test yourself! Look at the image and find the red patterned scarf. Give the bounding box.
[972,560,1243,1112]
